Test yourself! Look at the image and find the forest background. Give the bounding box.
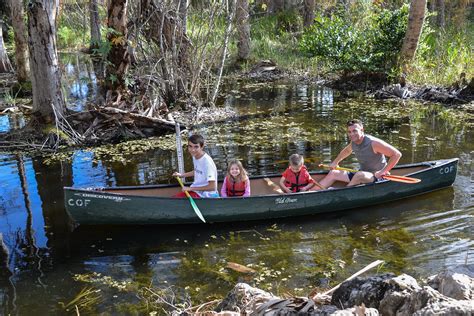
[0,0,472,149]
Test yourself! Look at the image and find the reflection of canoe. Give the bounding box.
[64,158,458,226]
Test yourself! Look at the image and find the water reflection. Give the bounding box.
[62,53,101,111]
[0,78,473,313]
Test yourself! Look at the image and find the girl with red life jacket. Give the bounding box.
[221,159,251,197]
[279,154,315,193]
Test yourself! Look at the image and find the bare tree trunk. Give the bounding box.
[400,0,427,66]
[211,0,236,105]
[90,0,102,50]
[106,0,130,96]
[436,0,445,28]
[178,0,187,33]
[0,19,13,73]
[9,0,30,82]
[303,0,316,28]
[27,1,65,122]
[236,0,250,61]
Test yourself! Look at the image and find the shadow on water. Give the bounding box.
[0,57,473,313]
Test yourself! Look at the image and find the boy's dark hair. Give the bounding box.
[347,119,363,127]
[188,134,205,147]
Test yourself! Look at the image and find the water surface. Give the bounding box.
[0,57,472,314]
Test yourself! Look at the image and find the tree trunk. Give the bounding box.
[27,1,65,122]
[106,0,130,95]
[178,0,187,33]
[211,0,236,105]
[9,0,30,82]
[436,0,445,28]
[400,0,427,66]
[90,0,102,50]
[0,19,13,73]
[303,0,316,28]
[236,0,250,61]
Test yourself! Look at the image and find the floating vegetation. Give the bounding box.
[90,133,183,164]
[43,150,75,165]
[73,272,132,291]
[58,287,102,314]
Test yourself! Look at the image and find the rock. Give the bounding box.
[331,272,474,316]
[215,282,275,314]
[331,273,395,309]
[427,265,474,300]
[330,305,379,315]
[215,270,474,316]
[380,275,474,315]
[414,299,474,315]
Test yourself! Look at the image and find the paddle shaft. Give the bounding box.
[318,164,421,183]
[175,123,185,182]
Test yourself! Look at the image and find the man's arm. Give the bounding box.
[329,143,353,169]
[372,139,402,178]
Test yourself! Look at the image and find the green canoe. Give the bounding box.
[64,158,458,226]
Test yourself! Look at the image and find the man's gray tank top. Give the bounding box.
[351,135,387,173]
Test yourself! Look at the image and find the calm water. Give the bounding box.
[0,56,473,314]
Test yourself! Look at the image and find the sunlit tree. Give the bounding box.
[27,0,65,122]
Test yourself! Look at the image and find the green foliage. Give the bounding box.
[408,25,474,85]
[57,25,88,49]
[274,10,302,34]
[249,14,321,73]
[370,5,409,71]
[299,5,408,73]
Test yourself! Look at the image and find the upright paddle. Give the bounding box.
[318,164,421,184]
[174,123,206,223]
[176,177,206,223]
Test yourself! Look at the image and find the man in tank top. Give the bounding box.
[318,119,402,188]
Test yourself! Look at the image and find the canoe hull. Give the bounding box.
[64,158,458,225]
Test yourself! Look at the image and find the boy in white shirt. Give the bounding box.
[172,134,219,198]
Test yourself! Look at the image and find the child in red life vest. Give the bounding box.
[279,154,315,193]
[220,159,251,197]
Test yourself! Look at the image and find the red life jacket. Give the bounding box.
[284,166,311,193]
[225,176,246,197]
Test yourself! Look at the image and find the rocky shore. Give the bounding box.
[188,264,473,315]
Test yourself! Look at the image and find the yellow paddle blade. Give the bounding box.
[382,175,421,183]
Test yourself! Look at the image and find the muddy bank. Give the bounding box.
[0,102,237,154]
[197,265,474,315]
[239,61,474,106]
[373,79,474,106]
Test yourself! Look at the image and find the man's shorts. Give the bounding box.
[347,171,382,183]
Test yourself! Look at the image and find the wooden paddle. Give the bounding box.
[312,179,326,190]
[176,177,206,223]
[263,177,284,194]
[318,164,421,184]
